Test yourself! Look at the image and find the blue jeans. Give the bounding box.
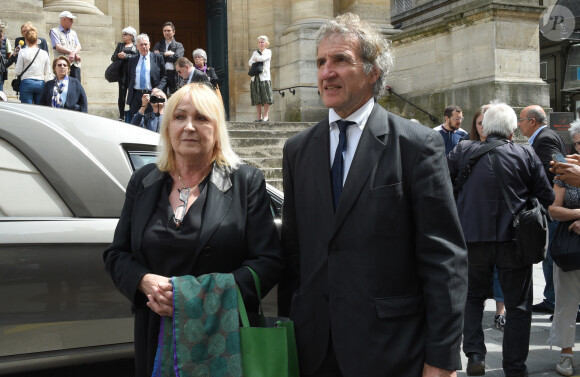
[19,79,44,104]
[0,79,4,92]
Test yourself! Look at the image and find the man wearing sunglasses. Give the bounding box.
[434,105,468,155]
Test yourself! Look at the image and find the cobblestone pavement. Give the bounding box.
[458,263,580,377]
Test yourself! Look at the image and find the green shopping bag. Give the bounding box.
[237,267,300,377]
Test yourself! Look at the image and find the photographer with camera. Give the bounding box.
[131,88,166,132]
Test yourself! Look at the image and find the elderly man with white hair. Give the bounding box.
[50,11,82,80]
[126,33,166,119]
[448,102,554,377]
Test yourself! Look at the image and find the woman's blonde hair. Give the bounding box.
[156,83,241,172]
[257,35,270,48]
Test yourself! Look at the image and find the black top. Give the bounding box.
[141,175,209,277]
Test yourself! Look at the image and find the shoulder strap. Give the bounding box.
[455,139,508,193]
[18,48,41,78]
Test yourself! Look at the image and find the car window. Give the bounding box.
[127,151,158,171]
[0,139,72,217]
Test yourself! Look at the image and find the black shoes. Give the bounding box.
[532,301,554,314]
[466,353,486,376]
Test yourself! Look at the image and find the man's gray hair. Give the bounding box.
[315,13,393,99]
[136,33,149,44]
[192,48,207,63]
[482,102,518,139]
[569,120,580,139]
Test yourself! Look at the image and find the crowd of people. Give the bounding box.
[3,9,580,377]
[0,14,250,130]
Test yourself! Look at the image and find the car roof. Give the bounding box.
[0,103,160,217]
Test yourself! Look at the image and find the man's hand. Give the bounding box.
[139,94,150,114]
[422,363,456,377]
[164,50,175,57]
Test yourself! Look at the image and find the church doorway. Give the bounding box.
[139,0,229,117]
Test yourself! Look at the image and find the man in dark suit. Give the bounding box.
[278,13,468,377]
[153,22,184,96]
[127,34,167,118]
[175,57,210,89]
[518,105,567,316]
[449,103,554,377]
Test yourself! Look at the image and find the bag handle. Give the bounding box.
[237,266,265,328]
[455,139,507,193]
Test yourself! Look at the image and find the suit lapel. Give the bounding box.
[332,104,388,235]
[310,120,335,217]
[133,168,166,251]
[193,166,233,261]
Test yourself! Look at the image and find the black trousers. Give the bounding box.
[463,241,532,377]
[70,65,81,82]
[117,80,129,119]
[165,70,177,96]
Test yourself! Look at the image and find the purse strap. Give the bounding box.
[237,266,265,328]
[455,139,507,193]
[18,47,41,79]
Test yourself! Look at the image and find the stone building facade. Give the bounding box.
[2,0,551,131]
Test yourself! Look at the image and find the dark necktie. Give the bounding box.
[332,120,354,210]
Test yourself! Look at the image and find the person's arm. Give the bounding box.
[232,167,285,309]
[111,42,122,61]
[411,131,467,372]
[78,82,88,113]
[165,42,183,63]
[548,183,580,221]
[103,167,158,304]
[551,156,580,187]
[39,80,52,107]
[248,51,257,66]
[278,140,300,317]
[130,112,145,127]
[13,49,24,76]
[43,52,53,80]
[207,67,219,86]
[154,56,167,91]
[534,132,565,182]
[254,48,271,62]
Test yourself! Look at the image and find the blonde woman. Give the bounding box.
[248,35,274,122]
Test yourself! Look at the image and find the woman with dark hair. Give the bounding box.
[40,56,87,112]
[111,26,137,120]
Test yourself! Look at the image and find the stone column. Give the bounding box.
[339,0,398,34]
[43,0,104,15]
[276,0,333,121]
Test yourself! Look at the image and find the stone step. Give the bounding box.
[231,138,287,148]
[235,147,283,159]
[243,157,283,168]
[229,129,301,139]
[228,121,314,132]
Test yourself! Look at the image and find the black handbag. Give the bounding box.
[248,49,264,77]
[105,58,124,83]
[11,48,40,94]
[551,220,580,271]
[490,151,551,264]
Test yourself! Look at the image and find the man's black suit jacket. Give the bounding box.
[531,127,567,183]
[279,103,468,377]
[126,52,167,109]
[39,77,88,113]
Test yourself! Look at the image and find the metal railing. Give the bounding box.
[386,85,440,125]
[275,85,318,97]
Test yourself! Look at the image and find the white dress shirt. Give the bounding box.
[328,97,375,186]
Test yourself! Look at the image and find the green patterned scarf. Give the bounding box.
[152,273,242,377]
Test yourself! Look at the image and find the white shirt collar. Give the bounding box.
[328,97,375,130]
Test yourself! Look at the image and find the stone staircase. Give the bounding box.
[228,121,315,190]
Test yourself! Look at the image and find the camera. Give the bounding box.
[149,95,166,104]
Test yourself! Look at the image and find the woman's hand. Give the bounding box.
[118,51,125,59]
[139,273,174,317]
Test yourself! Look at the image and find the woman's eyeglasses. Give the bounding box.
[173,188,190,227]
[56,63,68,67]
[573,141,580,149]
